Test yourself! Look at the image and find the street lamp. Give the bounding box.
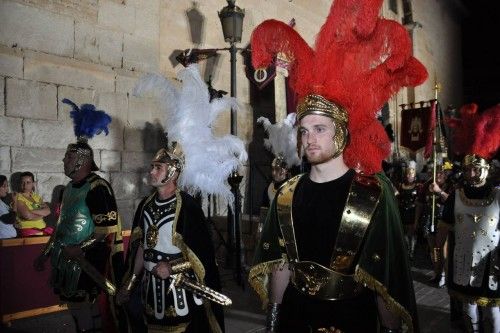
[218,0,245,286]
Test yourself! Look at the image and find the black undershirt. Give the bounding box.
[280,169,377,332]
[292,169,355,267]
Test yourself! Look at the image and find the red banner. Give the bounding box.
[400,102,435,154]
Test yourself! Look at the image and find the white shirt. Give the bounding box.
[0,199,17,239]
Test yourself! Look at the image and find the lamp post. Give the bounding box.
[218,0,245,286]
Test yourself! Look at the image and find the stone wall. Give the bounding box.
[0,0,463,246]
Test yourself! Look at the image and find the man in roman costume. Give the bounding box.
[247,0,428,331]
[117,64,247,333]
[437,103,500,333]
[35,99,123,333]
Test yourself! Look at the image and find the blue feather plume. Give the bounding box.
[62,98,112,140]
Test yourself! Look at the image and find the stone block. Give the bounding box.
[35,172,67,206]
[110,172,141,200]
[0,146,10,172]
[0,116,22,146]
[0,46,23,78]
[23,119,73,149]
[124,122,165,152]
[10,0,98,23]
[95,92,128,122]
[127,96,161,127]
[0,1,74,57]
[123,34,159,73]
[134,5,160,40]
[115,71,140,95]
[128,0,159,8]
[115,68,160,97]
[58,86,96,121]
[6,78,57,120]
[24,51,115,92]
[121,151,151,172]
[100,150,121,172]
[123,126,143,152]
[75,22,123,68]
[98,1,135,34]
[12,147,65,172]
[91,120,124,151]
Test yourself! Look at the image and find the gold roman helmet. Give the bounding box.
[463,154,490,185]
[66,141,99,174]
[152,142,184,184]
[296,94,349,159]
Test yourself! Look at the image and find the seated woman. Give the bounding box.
[0,175,17,239]
[15,172,53,237]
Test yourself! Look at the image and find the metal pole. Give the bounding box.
[230,43,237,134]
[227,42,244,286]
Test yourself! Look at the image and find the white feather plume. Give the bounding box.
[257,113,300,167]
[134,64,248,206]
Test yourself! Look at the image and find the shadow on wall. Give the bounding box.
[186,1,205,46]
[142,120,168,153]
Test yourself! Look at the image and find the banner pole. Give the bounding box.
[431,75,441,229]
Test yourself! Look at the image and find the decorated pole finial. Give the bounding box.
[433,71,441,101]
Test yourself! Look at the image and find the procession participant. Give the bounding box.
[417,160,453,286]
[258,113,301,208]
[396,160,422,260]
[117,64,247,332]
[247,0,428,331]
[34,99,123,333]
[437,103,500,333]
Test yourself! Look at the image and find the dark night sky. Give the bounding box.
[461,0,500,109]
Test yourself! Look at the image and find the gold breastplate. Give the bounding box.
[276,173,381,300]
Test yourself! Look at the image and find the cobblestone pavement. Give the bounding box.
[3,245,464,332]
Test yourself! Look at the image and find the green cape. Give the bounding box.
[249,173,419,333]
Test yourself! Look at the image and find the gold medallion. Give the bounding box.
[146,224,159,248]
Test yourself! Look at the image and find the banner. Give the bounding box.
[400,102,435,154]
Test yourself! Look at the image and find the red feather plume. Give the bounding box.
[448,103,500,159]
[250,0,428,174]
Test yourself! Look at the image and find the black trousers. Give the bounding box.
[279,286,378,333]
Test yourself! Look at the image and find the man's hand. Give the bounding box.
[33,254,48,271]
[151,261,172,279]
[429,182,442,194]
[63,245,84,259]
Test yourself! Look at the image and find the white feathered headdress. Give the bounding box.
[134,64,248,206]
[257,113,300,168]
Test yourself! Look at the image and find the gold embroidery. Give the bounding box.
[146,224,159,248]
[355,267,414,333]
[93,211,117,224]
[165,305,177,317]
[449,289,500,307]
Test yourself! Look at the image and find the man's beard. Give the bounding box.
[305,146,335,165]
